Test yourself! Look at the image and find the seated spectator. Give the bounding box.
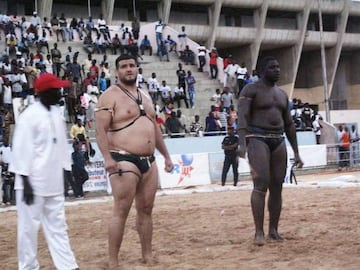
[83,32,95,54]
[36,29,50,54]
[181,45,195,65]
[164,35,177,53]
[85,16,97,36]
[69,119,87,139]
[29,11,41,29]
[140,35,152,56]
[69,17,79,41]
[158,40,169,62]
[6,33,18,55]
[111,33,122,55]
[77,17,85,40]
[59,13,71,42]
[97,14,111,40]
[24,24,38,46]
[50,14,61,42]
[127,39,142,62]
[42,17,52,36]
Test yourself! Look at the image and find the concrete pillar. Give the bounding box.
[328,0,350,97]
[162,0,172,24]
[207,0,222,49]
[250,0,269,71]
[289,0,311,98]
[101,0,114,25]
[37,0,53,20]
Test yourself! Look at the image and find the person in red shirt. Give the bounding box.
[339,125,350,170]
[209,48,218,79]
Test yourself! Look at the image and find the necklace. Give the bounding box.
[117,84,145,116]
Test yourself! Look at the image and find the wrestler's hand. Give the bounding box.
[164,157,174,173]
[294,154,304,169]
[22,175,34,205]
[104,158,119,176]
[237,146,246,159]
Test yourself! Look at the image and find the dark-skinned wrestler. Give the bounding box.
[237,56,303,246]
[95,54,173,269]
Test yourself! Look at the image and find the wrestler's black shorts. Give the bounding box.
[110,151,155,174]
[247,136,285,152]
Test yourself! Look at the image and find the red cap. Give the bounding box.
[34,73,71,93]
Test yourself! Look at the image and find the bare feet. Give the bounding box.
[268,229,284,241]
[141,255,159,266]
[254,232,266,246]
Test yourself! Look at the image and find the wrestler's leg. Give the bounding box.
[268,141,287,240]
[135,163,159,264]
[247,138,271,245]
[108,162,139,268]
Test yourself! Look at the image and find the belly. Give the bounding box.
[107,117,156,155]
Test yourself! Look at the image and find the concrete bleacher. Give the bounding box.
[1,21,228,129]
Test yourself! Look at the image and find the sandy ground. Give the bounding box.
[1,172,360,270]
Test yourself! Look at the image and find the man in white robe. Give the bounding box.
[9,73,79,270]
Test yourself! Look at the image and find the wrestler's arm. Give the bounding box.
[154,119,174,172]
[283,96,304,168]
[237,85,253,157]
[95,91,117,173]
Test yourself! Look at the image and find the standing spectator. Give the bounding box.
[147,72,160,103]
[71,140,88,198]
[350,125,360,165]
[136,67,145,89]
[186,70,196,108]
[339,125,350,170]
[205,111,218,136]
[224,59,239,94]
[177,25,187,52]
[9,73,79,270]
[221,87,233,112]
[131,17,140,40]
[221,126,239,186]
[311,115,321,145]
[236,62,248,97]
[209,48,218,79]
[165,111,185,138]
[51,43,62,77]
[190,115,204,136]
[155,19,165,54]
[86,78,99,128]
[210,88,222,110]
[140,35,153,56]
[228,105,238,129]
[99,71,107,93]
[159,80,172,104]
[197,46,206,72]
[173,84,189,108]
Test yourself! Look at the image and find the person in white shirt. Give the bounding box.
[29,11,41,29]
[210,88,222,109]
[136,67,145,89]
[9,73,79,270]
[155,19,165,54]
[147,72,160,103]
[236,62,248,97]
[173,84,189,108]
[159,80,171,103]
[86,78,99,127]
[9,68,27,97]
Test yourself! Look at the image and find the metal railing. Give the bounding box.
[326,141,360,169]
